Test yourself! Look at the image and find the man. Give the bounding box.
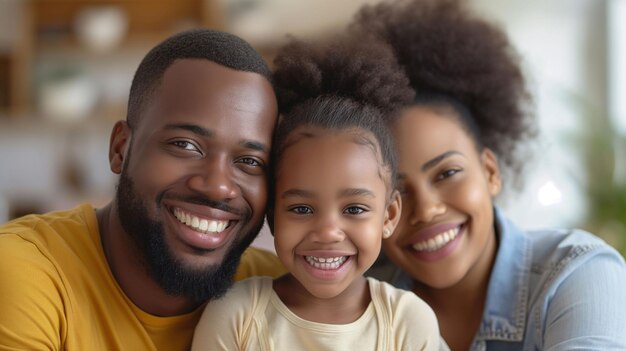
[0,29,285,350]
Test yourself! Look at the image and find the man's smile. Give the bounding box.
[173,207,231,234]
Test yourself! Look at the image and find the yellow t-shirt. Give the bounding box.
[0,204,286,351]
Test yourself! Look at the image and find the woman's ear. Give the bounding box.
[109,121,131,175]
[382,190,402,239]
[481,148,502,197]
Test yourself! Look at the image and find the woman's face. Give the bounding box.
[384,105,501,290]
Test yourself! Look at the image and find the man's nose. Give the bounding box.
[187,155,240,200]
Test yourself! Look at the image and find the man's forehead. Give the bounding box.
[132,59,277,149]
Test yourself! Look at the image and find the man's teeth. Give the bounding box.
[412,226,460,252]
[305,256,347,270]
[173,208,228,233]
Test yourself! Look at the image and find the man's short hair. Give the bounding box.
[127,28,273,129]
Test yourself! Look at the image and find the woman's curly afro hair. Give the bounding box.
[351,0,535,174]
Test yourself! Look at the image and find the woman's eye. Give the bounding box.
[437,168,461,180]
[344,206,366,215]
[289,206,313,215]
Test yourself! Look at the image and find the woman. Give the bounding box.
[356,0,626,350]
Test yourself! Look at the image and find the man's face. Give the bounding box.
[113,59,277,301]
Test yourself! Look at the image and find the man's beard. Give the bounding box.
[115,166,262,304]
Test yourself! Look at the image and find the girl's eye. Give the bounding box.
[171,140,199,152]
[437,168,461,181]
[344,206,366,215]
[289,206,313,215]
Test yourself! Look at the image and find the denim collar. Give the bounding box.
[389,208,531,343]
[475,207,531,342]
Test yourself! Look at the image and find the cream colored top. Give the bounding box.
[192,276,440,351]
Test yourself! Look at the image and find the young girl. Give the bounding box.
[353,0,626,350]
[191,36,440,350]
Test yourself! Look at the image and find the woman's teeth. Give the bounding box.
[412,226,460,252]
[173,208,228,233]
[305,256,347,270]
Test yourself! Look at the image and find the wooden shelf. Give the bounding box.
[33,0,222,36]
[1,0,226,119]
[0,1,34,116]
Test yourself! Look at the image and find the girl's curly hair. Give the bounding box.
[271,33,415,187]
[351,0,535,175]
[273,34,415,115]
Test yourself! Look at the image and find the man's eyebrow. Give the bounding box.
[338,188,376,198]
[281,189,314,199]
[422,151,463,171]
[163,123,212,137]
[241,140,269,154]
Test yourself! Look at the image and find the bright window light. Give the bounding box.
[537,181,563,207]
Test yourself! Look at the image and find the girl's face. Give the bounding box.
[384,106,501,290]
[273,127,400,299]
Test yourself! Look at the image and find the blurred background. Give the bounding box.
[0,0,624,256]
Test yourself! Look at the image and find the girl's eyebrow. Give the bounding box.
[338,188,375,198]
[280,188,375,199]
[422,151,463,171]
[281,189,314,199]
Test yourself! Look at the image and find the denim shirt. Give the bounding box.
[367,208,626,350]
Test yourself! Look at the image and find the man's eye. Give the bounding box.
[171,140,199,152]
[344,206,366,215]
[289,206,313,215]
[237,157,261,167]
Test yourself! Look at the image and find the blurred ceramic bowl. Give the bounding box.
[40,73,98,121]
[74,6,128,53]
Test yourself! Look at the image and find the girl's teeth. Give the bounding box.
[412,226,461,252]
[304,256,348,270]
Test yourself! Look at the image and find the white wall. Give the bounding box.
[471,0,608,229]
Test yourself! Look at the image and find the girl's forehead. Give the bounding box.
[285,126,379,151]
[277,127,394,194]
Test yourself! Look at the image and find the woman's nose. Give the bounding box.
[406,186,446,225]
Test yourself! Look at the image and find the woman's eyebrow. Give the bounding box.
[422,150,463,171]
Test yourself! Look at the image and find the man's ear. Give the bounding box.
[382,190,402,239]
[109,121,131,175]
[481,148,502,197]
